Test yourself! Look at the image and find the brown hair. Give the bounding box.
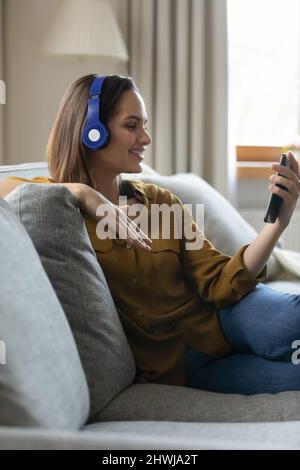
[46,74,140,192]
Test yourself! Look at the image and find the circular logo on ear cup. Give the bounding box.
[88,129,101,142]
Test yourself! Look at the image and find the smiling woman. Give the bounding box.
[4,73,300,395]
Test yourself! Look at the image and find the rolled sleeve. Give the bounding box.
[224,243,267,297]
[170,192,267,310]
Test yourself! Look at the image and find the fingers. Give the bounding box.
[126,223,152,251]
[268,176,299,203]
[269,152,300,203]
[268,182,294,204]
[287,151,300,178]
[133,224,152,245]
[117,205,152,250]
[119,205,152,243]
[272,160,300,191]
[115,206,152,251]
[269,174,299,199]
[271,162,295,180]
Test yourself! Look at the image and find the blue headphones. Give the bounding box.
[82,76,110,150]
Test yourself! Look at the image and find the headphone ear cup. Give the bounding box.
[98,123,110,149]
[82,122,110,150]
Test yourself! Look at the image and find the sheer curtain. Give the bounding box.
[122,0,237,205]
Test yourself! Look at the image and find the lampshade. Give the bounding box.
[43,0,129,62]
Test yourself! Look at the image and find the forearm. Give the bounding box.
[77,184,108,220]
[243,219,285,278]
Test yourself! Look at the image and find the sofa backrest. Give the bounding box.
[0,162,50,180]
[0,198,90,429]
[0,161,158,181]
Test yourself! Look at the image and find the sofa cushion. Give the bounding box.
[94,382,300,424]
[0,198,89,429]
[5,184,136,421]
[137,173,283,281]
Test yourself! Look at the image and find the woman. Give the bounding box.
[2,73,300,394]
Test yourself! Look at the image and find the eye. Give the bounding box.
[125,124,136,130]
[126,124,148,131]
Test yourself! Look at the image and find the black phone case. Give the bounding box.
[263,153,290,223]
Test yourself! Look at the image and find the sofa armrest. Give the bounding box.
[0,426,125,450]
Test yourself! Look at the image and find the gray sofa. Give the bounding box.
[1,162,300,450]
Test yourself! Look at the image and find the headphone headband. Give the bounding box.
[82,75,110,150]
[90,76,106,96]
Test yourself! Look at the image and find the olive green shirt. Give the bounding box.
[7,176,267,386]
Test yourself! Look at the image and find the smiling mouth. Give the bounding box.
[129,150,144,159]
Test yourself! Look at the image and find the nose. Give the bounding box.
[141,127,151,146]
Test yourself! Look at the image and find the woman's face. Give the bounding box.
[90,89,152,175]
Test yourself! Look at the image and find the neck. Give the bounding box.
[93,173,122,205]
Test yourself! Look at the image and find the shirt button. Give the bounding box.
[137,310,144,316]
[132,277,137,284]
[126,243,132,249]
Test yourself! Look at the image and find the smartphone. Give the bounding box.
[264,153,290,223]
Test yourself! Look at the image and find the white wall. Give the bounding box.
[3,0,128,165]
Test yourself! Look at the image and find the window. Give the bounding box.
[227,0,300,177]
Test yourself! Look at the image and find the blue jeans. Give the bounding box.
[185,283,300,394]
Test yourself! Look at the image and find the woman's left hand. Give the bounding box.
[269,151,300,229]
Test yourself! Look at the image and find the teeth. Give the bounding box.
[130,150,143,155]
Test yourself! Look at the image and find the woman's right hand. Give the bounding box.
[62,182,152,252]
[111,202,152,251]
